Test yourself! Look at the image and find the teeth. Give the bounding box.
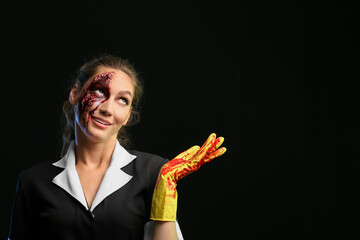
[95,118,110,125]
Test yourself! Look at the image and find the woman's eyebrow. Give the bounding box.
[117,90,133,97]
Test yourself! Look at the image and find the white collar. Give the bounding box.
[52,140,136,212]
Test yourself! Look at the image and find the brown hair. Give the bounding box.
[61,55,143,156]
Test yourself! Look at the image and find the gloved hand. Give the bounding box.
[150,133,227,221]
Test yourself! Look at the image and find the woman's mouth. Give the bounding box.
[90,115,112,127]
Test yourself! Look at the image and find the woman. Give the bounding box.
[8,55,226,240]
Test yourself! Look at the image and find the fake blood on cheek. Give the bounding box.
[77,72,114,129]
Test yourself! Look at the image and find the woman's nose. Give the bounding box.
[98,99,113,116]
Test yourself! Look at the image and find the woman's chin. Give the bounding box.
[75,117,119,143]
[87,120,121,142]
[85,127,115,143]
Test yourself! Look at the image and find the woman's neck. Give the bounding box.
[74,124,117,169]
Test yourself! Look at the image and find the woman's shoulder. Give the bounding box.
[19,161,62,184]
[124,150,168,173]
[123,150,168,188]
[128,150,168,163]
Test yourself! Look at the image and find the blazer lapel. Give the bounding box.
[52,141,136,212]
[52,142,88,210]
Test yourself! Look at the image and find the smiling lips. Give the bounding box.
[91,115,112,126]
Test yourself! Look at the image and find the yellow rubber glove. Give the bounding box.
[150,133,227,221]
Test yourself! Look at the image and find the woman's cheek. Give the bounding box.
[77,91,106,129]
[115,107,131,126]
[77,72,113,129]
[74,99,104,132]
[83,97,107,128]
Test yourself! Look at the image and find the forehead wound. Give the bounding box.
[91,72,114,87]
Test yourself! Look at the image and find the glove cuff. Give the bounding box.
[150,175,178,221]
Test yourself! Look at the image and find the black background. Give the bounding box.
[1,0,359,239]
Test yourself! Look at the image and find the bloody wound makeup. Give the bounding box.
[78,72,114,129]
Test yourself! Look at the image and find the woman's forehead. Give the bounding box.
[94,66,116,75]
[94,67,135,94]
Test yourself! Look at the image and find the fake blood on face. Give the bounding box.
[77,72,114,130]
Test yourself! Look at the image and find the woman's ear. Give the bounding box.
[69,84,79,105]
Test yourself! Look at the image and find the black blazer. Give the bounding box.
[8,142,168,240]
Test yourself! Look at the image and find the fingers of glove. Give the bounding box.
[203,147,227,163]
[173,145,200,160]
[208,137,224,153]
[203,136,226,163]
[195,133,216,160]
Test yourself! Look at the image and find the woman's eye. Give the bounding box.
[119,97,129,105]
[94,89,105,97]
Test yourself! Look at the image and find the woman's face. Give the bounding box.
[71,66,134,143]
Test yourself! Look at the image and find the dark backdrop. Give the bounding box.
[1,1,359,239]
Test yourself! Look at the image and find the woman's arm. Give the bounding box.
[150,133,226,239]
[153,221,178,240]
